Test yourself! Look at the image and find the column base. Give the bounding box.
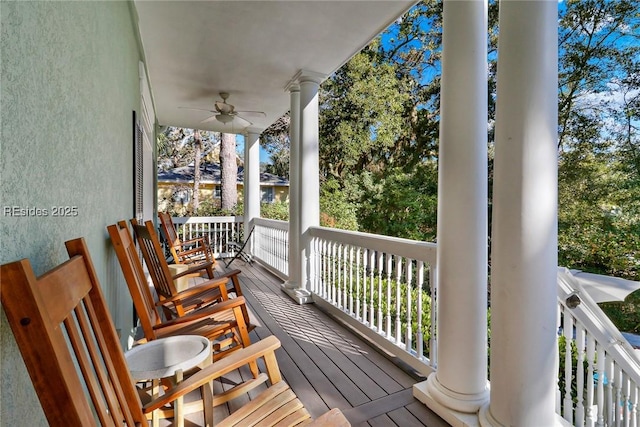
[280,284,313,304]
[413,374,489,427]
[478,405,500,427]
[414,379,481,427]
[478,404,573,427]
[282,280,298,290]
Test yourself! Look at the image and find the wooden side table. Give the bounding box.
[125,335,211,427]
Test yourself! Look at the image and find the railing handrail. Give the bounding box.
[171,215,243,224]
[557,267,640,383]
[253,217,288,231]
[308,226,437,265]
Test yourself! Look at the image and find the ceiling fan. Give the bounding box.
[182,92,266,128]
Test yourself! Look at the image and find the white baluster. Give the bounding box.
[319,239,326,298]
[606,356,614,425]
[395,257,403,345]
[405,260,413,352]
[368,250,375,329]
[348,246,354,316]
[416,261,424,360]
[385,254,393,338]
[377,251,383,332]
[631,384,638,427]
[615,366,623,427]
[586,336,596,427]
[564,311,574,424]
[597,345,606,427]
[362,249,368,324]
[342,245,348,310]
[429,264,437,368]
[623,375,630,427]
[329,242,335,304]
[355,248,361,321]
[557,305,563,414]
[576,324,586,427]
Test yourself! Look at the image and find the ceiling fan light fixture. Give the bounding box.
[216,114,234,124]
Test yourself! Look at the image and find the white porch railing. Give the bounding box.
[251,217,289,279]
[308,226,438,377]
[169,216,243,258]
[557,268,640,427]
[244,219,438,376]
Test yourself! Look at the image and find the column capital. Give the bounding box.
[290,69,325,86]
[285,81,300,93]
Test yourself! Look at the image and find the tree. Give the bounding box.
[261,113,290,179]
[157,127,221,214]
[192,129,202,210]
[319,41,409,181]
[220,132,237,212]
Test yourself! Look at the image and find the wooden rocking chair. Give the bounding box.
[0,238,349,426]
[159,211,216,267]
[130,219,251,327]
[107,223,252,360]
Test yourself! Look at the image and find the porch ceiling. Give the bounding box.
[133,1,416,133]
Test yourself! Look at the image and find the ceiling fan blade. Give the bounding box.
[234,115,253,127]
[235,110,266,117]
[178,106,216,113]
[200,115,218,124]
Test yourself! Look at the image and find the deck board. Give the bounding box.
[176,260,447,426]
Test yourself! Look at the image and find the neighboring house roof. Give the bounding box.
[158,163,289,186]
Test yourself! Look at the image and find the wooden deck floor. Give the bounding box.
[210,261,449,427]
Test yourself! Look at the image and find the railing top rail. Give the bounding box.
[170,216,243,224]
[309,226,437,265]
[557,267,640,384]
[253,217,289,231]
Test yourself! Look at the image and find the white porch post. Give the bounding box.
[283,70,323,304]
[283,84,301,291]
[414,0,489,421]
[243,128,261,252]
[479,2,558,426]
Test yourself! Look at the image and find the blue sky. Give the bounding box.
[234,134,270,163]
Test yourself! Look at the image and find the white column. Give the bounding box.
[480,2,558,426]
[283,70,323,304]
[283,84,301,291]
[414,0,489,418]
[243,129,261,251]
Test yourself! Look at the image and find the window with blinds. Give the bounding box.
[133,111,144,223]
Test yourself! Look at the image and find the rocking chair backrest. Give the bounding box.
[158,211,180,246]
[107,221,163,340]
[0,238,145,426]
[130,218,177,301]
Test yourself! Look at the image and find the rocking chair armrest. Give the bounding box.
[144,336,282,413]
[172,262,214,279]
[156,277,229,304]
[218,269,242,279]
[176,246,208,259]
[177,237,207,247]
[153,296,247,328]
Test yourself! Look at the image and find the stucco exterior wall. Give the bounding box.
[1,2,142,424]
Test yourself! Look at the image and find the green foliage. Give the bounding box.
[557,335,591,406]
[320,179,359,231]
[260,201,289,221]
[319,43,411,180]
[357,164,438,241]
[322,271,433,356]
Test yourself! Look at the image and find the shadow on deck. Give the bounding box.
[220,261,449,427]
